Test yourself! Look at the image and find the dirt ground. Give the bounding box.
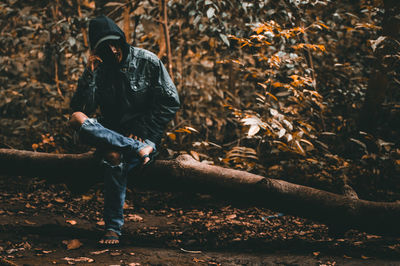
[1,175,400,266]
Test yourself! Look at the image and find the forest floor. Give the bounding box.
[1,175,400,266]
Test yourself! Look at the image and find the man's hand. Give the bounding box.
[128,134,153,165]
[138,145,153,165]
[128,134,143,143]
[87,54,103,71]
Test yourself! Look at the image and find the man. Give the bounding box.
[69,15,180,245]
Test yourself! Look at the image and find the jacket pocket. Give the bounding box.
[128,76,151,109]
[129,72,150,92]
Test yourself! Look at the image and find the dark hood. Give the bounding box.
[88,15,129,61]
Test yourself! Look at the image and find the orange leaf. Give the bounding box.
[190,150,200,161]
[295,140,305,155]
[54,198,65,203]
[63,239,83,250]
[166,132,176,141]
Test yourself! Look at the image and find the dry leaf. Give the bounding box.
[226,214,237,220]
[166,132,176,141]
[90,249,109,255]
[110,252,121,256]
[366,234,381,240]
[24,220,36,225]
[66,220,77,225]
[193,257,206,263]
[96,220,105,226]
[62,257,94,263]
[248,124,260,137]
[127,214,143,222]
[190,150,200,161]
[82,0,96,9]
[63,239,83,250]
[25,203,36,209]
[54,198,65,203]
[82,195,93,201]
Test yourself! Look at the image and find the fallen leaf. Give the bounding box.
[54,198,65,203]
[6,248,25,254]
[127,214,143,222]
[226,214,237,220]
[62,257,94,263]
[167,132,176,141]
[22,242,31,249]
[190,150,200,161]
[313,251,320,256]
[62,239,83,250]
[66,220,77,225]
[82,195,93,201]
[24,220,36,225]
[82,0,96,9]
[110,252,121,256]
[25,203,36,209]
[90,249,109,255]
[361,255,371,260]
[366,234,381,240]
[96,220,105,226]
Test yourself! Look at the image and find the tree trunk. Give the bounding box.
[0,148,399,236]
[359,0,400,130]
[159,0,174,81]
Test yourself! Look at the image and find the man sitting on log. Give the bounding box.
[69,15,180,246]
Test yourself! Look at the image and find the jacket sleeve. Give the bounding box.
[135,59,180,142]
[70,68,98,115]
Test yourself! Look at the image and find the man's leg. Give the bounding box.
[69,112,151,244]
[69,112,153,163]
[100,151,125,245]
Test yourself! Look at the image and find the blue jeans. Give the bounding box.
[79,118,156,235]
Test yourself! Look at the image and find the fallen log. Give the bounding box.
[0,148,399,236]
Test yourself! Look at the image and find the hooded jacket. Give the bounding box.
[70,16,180,146]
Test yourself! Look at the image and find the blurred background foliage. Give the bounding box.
[0,0,398,200]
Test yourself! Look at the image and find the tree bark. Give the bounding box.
[359,0,400,130]
[159,0,174,81]
[0,148,399,236]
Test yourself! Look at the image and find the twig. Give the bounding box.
[0,141,14,149]
[0,257,18,266]
[54,57,64,99]
[180,248,202,254]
